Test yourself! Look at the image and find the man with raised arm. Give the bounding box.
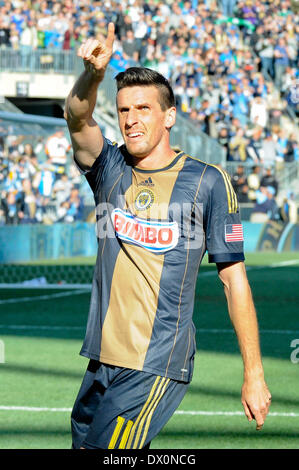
[64,23,271,450]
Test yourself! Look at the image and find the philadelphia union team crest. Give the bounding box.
[134,189,155,211]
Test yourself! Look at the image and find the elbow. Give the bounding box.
[63,104,81,131]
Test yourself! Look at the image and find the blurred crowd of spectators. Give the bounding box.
[1,129,297,226]
[0,0,298,164]
[0,0,298,225]
[0,131,87,225]
[231,163,297,223]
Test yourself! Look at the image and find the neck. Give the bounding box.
[132,146,176,170]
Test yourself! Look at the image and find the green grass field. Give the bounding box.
[0,252,299,449]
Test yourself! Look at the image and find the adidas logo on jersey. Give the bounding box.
[138,177,155,187]
[112,208,179,253]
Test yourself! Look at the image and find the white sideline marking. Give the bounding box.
[269,260,299,267]
[175,411,299,418]
[0,406,297,418]
[0,325,83,330]
[199,259,299,277]
[0,284,91,290]
[197,328,299,335]
[0,289,89,305]
[0,406,72,412]
[0,259,298,290]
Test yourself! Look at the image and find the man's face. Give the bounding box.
[116,86,175,160]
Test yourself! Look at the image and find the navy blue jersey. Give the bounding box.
[76,137,244,382]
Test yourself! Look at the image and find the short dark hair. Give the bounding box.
[115,67,175,111]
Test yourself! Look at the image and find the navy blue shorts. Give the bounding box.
[71,360,189,449]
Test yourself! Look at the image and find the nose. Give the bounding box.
[125,107,139,128]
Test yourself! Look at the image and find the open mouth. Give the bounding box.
[127,132,144,140]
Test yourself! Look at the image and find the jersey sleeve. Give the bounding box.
[73,136,123,194]
[205,168,245,264]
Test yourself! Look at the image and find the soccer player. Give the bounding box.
[65,23,271,449]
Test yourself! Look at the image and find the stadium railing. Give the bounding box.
[0,48,82,75]
[0,46,227,165]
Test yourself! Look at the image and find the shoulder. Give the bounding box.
[203,164,238,214]
[184,154,230,185]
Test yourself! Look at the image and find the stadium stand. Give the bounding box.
[0,0,298,229]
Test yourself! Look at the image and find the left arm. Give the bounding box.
[217,261,272,430]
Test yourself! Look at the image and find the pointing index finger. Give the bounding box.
[105,22,115,50]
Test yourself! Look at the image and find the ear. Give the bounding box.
[165,107,176,130]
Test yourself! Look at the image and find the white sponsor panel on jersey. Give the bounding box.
[111,208,179,253]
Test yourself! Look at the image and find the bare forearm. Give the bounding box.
[65,69,104,126]
[218,262,271,429]
[220,264,264,378]
[226,282,263,378]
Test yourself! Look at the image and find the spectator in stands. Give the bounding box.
[274,37,289,91]
[250,96,268,128]
[35,160,56,199]
[19,178,37,224]
[67,187,84,222]
[19,20,38,68]
[258,36,275,81]
[45,129,71,175]
[262,131,277,166]
[9,22,20,50]
[231,164,248,200]
[247,165,261,202]
[283,133,298,163]
[0,189,24,225]
[237,183,249,202]
[52,172,73,207]
[231,85,249,127]
[280,191,298,223]
[260,166,279,196]
[0,17,10,47]
[63,22,75,50]
[122,29,140,65]
[57,200,71,222]
[275,128,290,164]
[217,126,230,160]
[229,127,248,161]
[250,186,279,222]
[35,195,56,225]
[246,127,264,163]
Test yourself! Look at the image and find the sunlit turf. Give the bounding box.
[0,251,298,449]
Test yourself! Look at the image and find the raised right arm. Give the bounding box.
[64,23,115,170]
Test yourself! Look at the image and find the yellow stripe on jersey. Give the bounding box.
[132,377,167,449]
[126,376,161,449]
[138,378,170,449]
[211,165,238,213]
[184,155,238,213]
[108,415,125,449]
[118,420,134,449]
[223,170,238,213]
